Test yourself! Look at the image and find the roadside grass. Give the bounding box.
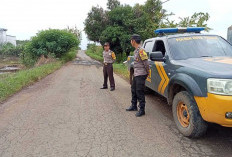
[0,56,21,68]
[61,49,77,63]
[0,73,13,81]
[113,63,129,80]
[85,48,130,80]
[0,49,77,102]
[86,48,104,62]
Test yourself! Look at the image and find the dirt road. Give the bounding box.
[0,50,231,157]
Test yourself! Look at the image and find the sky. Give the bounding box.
[0,0,231,49]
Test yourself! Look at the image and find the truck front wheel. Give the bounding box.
[172,91,208,138]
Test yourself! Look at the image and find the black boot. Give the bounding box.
[110,87,115,91]
[135,109,145,117]
[100,87,108,89]
[126,105,138,111]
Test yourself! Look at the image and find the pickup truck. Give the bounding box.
[126,27,232,138]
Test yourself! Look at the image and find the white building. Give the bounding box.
[0,28,16,46]
[228,26,232,44]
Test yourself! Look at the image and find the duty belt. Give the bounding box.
[104,63,112,66]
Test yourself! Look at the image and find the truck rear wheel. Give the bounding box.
[172,91,208,138]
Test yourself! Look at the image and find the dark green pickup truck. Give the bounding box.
[126,27,232,138]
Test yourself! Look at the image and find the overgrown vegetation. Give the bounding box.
[84,0,211,56]
[60,48,77,63]
[86,44,104,62]
[0,43,23,57]
[21,29,80,67]
[0,28,80,102]
[0,61,62,102]
[0,48,78,102]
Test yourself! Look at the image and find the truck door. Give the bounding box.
[151,40,170,96]
[143,40,155,90]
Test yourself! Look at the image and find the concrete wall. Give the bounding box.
[6,35,16,46]
[0,29,16,46]
[228,26,232,44]
[0,30,7,45]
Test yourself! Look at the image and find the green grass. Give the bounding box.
[0,49,77,102]
[86,49,104,62]
[0,73,13,81]
[113,63,129,80]
[60,49,77,63]
[0,61,62,102]
[85,48,129,80]
[0,56,21,68]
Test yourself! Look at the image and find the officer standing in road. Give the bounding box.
[100,42,116,91]
[126,34,150,117]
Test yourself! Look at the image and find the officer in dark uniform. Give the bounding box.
[126,34,150,117]
[100,42,116,91]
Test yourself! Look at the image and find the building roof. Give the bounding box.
[228,25,232,30]
[0,28,7,31]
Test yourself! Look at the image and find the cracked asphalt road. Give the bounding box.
[0,50,231,157]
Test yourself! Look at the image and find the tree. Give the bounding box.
[66,26,82,40]
[84,0,211,57]
[178,12,211,32]
[107,0,121,10]
[100,5,134,55]
[160,12,211,32]
[84,6,108,42]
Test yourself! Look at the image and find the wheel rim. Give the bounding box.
[177,101,190,128]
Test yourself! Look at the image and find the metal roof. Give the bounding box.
[228,25,232,30]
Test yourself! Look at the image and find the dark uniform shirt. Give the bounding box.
[134,46,149,77]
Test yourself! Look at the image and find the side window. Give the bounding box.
[153,40,166,56]
[144,41,154,57]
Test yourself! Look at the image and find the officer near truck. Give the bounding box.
[100,42,116,91]
[126,34,150,117]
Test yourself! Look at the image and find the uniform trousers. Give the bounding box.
[103,63,115,88]
[131,75,147,110]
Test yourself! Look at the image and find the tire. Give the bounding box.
[172,91,208,138]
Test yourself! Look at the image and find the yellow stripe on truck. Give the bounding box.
[155,62,165,93]
[155,62,170,95]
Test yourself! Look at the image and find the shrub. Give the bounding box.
[60,49,77,63]
[116,52,128,63]
[21,29,80,66]
[0,43,23,57]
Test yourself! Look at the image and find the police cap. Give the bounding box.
[104,42,110,46]
[131,34,141,41]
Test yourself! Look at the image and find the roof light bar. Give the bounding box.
[155,27,205,34]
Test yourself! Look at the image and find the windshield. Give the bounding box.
[168,35,232,60]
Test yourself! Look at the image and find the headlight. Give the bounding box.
[207,78,232,96]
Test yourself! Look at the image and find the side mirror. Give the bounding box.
[150,51,166,62]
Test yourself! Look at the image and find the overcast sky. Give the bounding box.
[0,0,231,49]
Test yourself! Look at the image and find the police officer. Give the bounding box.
[100,42,116,91]
[126,34,150,117]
